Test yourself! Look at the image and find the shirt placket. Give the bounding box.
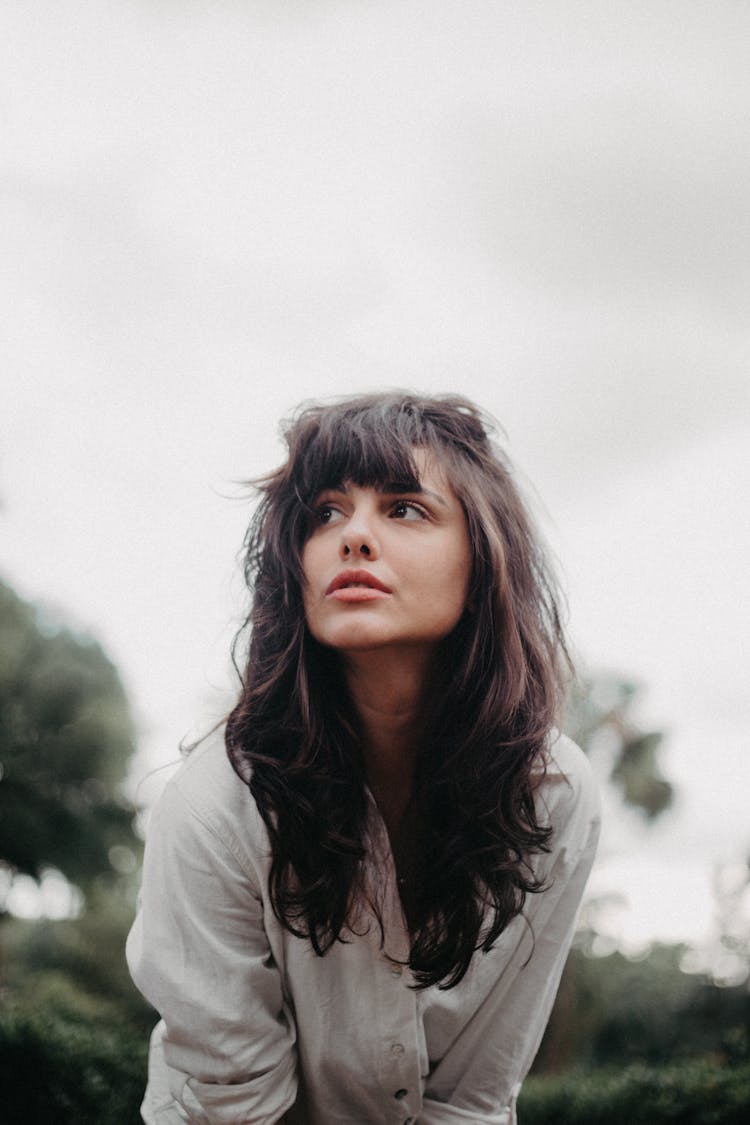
[365,796,425,1125]
[372,945,423,1125]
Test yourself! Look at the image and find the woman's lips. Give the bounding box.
[327,586,391,602]
[325,570,392,600]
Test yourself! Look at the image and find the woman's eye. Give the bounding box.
[391,500,427,521]
[314,504,342,525]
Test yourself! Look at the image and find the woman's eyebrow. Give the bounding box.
[380,481,449,507]
[318,481,449,508]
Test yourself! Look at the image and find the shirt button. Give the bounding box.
[390,1042,405,1056]
[394,1088,408,1099]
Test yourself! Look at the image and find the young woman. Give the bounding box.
[127,392,600,1125]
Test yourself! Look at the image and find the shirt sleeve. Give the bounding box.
[419,737,601,1125]
[126,779,298,1125]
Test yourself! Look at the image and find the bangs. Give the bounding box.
[288,397,449,505]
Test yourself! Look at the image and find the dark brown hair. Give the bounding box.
[226,392,571,988]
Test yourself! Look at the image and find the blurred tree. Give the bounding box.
[534,672,677,1072]
[565,672,673,818]
[709,855,750,987]
[2,888,155,1034]
[680,854,750,990]
[0,579,141,906]
[534,940,750,1074]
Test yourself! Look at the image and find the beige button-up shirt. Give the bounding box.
[126,731,599,1125]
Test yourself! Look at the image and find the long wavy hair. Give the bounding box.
[225,392,572,989]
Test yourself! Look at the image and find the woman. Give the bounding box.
[127,392,600,1125]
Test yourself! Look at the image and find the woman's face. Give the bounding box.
[301,452,473,658]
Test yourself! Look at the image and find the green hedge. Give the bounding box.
[0,1010,147,1125]
[2,1011,749,1125]
[519,1061,750,1125]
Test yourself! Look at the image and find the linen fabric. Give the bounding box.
[126,731,600,1125]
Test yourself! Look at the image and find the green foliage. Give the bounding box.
[0,577,153,1120]
[518,1061,750,1125]
[0,876,156,1123]
[0,579,140,890]
[1,896,156,1034]
[536,941,750,1074]
[0,1008,147,1125]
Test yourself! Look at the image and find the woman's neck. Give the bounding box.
[342,648,433,831]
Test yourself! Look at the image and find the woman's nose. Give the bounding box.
[341,540,371,557]
[339,510,379,559]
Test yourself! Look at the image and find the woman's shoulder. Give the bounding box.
[147,729,269,864]
[170,729,245,802]
[535,729,601,842]
[545,729,592,781]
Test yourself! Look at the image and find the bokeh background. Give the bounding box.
[1,2,749,1121]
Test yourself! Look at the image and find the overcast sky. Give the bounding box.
[2,0,749,956]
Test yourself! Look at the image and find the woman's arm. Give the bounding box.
[420,737,601,1125]
[126,775,299,1125]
